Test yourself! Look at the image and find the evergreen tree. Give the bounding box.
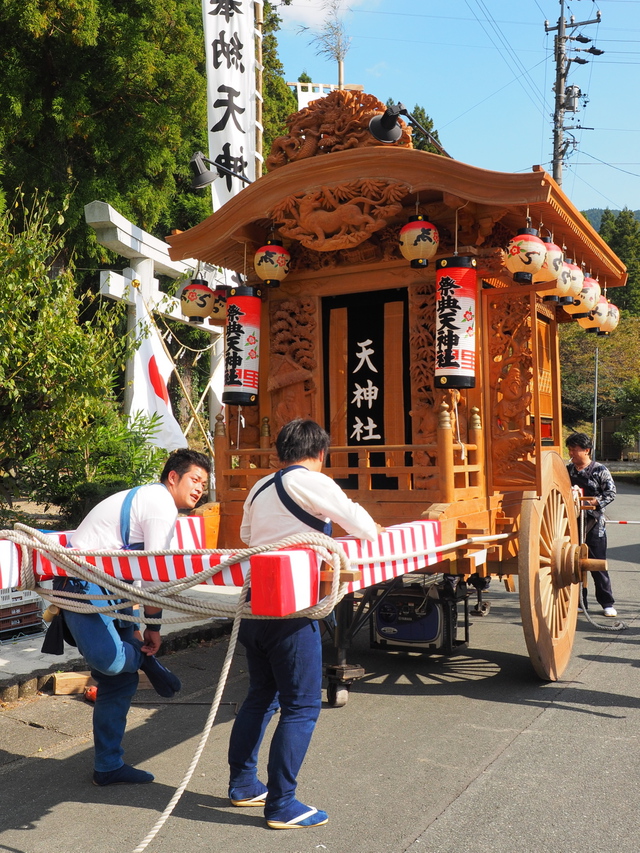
[262,0,298,166]
[0,0,211,268]
[598,208,640,316]
[385,100,442,155]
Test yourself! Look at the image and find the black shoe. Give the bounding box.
[93,764,154,786]
[140,655,181,698]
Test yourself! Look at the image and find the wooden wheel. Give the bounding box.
[518,451,581,681]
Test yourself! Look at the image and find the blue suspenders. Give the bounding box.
[120,485,145,550]
[250,465,333,536]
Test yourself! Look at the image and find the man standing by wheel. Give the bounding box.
[566,432,617,617]
[228,418,383,829]
[46,448,210,786]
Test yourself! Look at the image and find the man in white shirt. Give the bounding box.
[50,448,210,786]
[228,419,381,829]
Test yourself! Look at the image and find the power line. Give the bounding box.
[465,0,548,117]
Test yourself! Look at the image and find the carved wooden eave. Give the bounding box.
[166,147,627,288]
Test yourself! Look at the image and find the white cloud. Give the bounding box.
[365,61,388,79]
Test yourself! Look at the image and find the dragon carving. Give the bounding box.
[271,180,408,252]
[266,90,412,171]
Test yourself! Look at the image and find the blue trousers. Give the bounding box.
[228,617,322,818]
[54,579,143,772]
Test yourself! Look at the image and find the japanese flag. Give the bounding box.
[129,286,187,451]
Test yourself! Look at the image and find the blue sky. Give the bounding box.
[274,0,640,213]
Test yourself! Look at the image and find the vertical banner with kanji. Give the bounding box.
[202,0,262,209]
[323,289,411,489]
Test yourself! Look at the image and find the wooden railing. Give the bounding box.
[213,403,485,504]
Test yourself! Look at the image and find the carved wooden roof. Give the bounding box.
[166,145,626,288]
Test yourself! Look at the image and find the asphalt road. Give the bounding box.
[1,483,639,853]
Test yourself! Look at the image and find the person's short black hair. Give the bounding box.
[566,432,593,451]
[275,419,330,464]
[160,448,211,483]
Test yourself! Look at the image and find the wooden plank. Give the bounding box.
[328,306,349,467]
[53,671,153,695]
[384,300,406,470]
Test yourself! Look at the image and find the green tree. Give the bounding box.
[385,100,443,155]
[0,0,211,269]
[559,318,640,426]
[262,0,298,165]
[0,193,129,506]
[598,208,640,316]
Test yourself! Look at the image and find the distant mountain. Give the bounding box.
[582,208,640,231]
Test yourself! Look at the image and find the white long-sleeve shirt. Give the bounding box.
[240,466,378,547]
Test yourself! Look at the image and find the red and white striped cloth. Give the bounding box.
[0,518,452,617]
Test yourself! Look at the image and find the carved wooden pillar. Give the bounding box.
[469,406,485,493]
[438,402,455,503]
[260,416,271,449]
[214,412,227,500]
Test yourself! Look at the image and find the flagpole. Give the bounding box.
[135,283,216,460]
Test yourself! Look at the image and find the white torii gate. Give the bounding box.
[84,200,225,438]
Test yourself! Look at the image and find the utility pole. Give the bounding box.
[545,0,603,185]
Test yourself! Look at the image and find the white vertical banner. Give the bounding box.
[202,0,262,209]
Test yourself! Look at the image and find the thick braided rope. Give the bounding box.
[4,525,348,621]
[132,571,252,853]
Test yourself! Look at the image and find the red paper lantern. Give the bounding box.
[254,239,291,287]
[222,285,262,405]
[504,228,546,284]
[399,215,439,268]
[434,256,477,388]
[180,279,215,321]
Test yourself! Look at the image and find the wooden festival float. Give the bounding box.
[167,90,626,694]
[0,91,626,699]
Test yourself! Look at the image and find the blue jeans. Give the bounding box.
[54,578,143,772]
[228,617,322,818]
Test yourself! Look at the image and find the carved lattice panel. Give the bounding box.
[485,291,536,489]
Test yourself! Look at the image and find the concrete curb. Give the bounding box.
[0,619,232,704]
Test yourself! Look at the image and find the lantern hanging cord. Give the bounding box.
[454,202,469,256]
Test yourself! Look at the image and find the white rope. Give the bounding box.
[132,571,251,853]
[4,525,347,622]
[1,522,513,852]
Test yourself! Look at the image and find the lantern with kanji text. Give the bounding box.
[597,302,620,336]
[533,238,569,301]
[180,278,215,321]
[254,239,291,287]
[434,256,477,388]
[577,295,609,332]
[222,285,262,405]
[398,215,439,268]
[504,228,546,284]
[562,275,600,318]
[209,284,228,326]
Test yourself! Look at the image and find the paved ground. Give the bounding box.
[0,484,639,853]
